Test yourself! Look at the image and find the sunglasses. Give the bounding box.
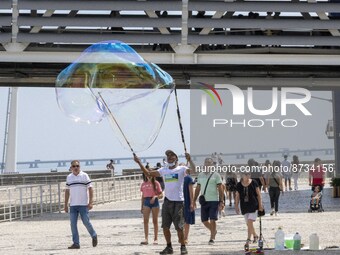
[72,165,80,168]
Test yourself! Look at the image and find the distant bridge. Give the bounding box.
[0,147,334,172]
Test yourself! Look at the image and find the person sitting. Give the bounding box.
[311,185,322,209]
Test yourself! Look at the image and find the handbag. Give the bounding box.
[199,173,214,206]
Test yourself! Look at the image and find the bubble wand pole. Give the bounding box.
[174,87,187,154]
[98,93,136,155]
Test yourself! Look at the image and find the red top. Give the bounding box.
[309,165,325,186]
[140,180,162,198]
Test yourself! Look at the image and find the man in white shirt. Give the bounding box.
[281,155,292,191]
[134,150,192,255]
[64,160,97,249]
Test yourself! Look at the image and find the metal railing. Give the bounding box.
[0,174,143,223]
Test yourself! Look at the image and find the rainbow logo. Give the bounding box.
[196,82,223,106]
[193,82,223,115]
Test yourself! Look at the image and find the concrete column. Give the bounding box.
[4,87,18,173]
[332,90,340,178]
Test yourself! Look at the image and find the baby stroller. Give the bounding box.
[308,186,324,213]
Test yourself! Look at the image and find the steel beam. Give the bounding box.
[189,2,340,13]
[18,16,182,28]
[1,51,340,65]
[18,0,182,11]
[188,35,340,46]
[189,18,340,30]
[17,33,181,44]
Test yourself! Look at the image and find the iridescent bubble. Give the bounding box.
[56,41,174,151]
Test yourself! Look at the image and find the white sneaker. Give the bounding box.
[275,212,278,216]
[270,209,275,216]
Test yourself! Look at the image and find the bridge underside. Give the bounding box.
[0,61,339,89]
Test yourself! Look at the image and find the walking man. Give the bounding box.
[134,150,192,255]
[193,157,224,245]
[64,160,98,249]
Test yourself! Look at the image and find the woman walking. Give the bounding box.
[291,155,300,190]
[235,172,264,247]
[267,160,283,216]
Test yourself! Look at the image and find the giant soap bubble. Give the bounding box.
[56,41,174,152]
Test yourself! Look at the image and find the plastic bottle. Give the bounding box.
[275,227,285,250]
[293,232,301,251]
[309,233,319,250]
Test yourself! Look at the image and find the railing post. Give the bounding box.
[101,179,104,203]
[95,181,98,202]
[19,187,23,220]
[8,188,12,221]
[49,184,52,212]
[40,185,43,214]
[58,182,61,213]
[30,186,33,217]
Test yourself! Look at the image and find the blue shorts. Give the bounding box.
[201,201,219,222]
[184,206,195,225]
[143,197,159,208]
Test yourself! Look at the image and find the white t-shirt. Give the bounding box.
[158,165,187,201]
[281,159,292,176]
[66,171,92,206]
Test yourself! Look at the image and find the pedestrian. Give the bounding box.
[194,157,224,245]
[106,159,115,176]
[218,182,226,218]
[134,150,192,255]
[248,159,265,192]
[225,170,238,206]
[183,169,195,245]
[262,159,272,191]
[309,158,326,191]
[282,155,292,191]
[235,172,264,247]
[140,172,163,245]
[266,160,283,216]
[291,155,300,190]
[64,160,98,249]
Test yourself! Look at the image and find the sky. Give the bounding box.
[0,87,191,163]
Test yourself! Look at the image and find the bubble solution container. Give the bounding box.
[284,234,295,249]
[309,233,319,250]
[275,227,285,250]
[293,232,301,251]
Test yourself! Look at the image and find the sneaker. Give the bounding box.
[208,239,215,245]
[270,209,275,216]
[92,236,98,247]
[180,245,188,255]
[68,244,80,249]
[275,212,278,216]
[289,187,293,191]
[160,246,173,255]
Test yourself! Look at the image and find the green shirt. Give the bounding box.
[197,172,222,201]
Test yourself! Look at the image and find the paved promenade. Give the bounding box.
[1,185,340,255]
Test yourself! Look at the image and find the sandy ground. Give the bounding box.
[0,184,339,255]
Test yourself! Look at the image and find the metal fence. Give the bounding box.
[0,174,143,223]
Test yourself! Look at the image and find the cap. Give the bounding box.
[165,150,178,159]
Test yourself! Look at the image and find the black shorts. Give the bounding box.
[161,197,184,230]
